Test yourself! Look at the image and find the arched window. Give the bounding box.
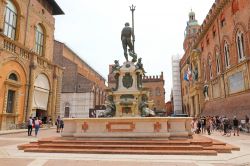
[35,24,44,56]
[9,73,18,81]
[155,87,161,96]
[224,41,230,68]
[203,61,206,81]
[4,0,17,40]
[236,31,245,61]
[208,57,212,79]
[215,51,220,74]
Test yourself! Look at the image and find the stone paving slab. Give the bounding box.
[43,159,198,166]
[0,129,249,166]
[0,127,56,136]
[0,158,34,166]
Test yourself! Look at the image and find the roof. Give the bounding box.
[47,0,64,15]
[54,40,106,81]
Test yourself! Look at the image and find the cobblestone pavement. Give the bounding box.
[0,129,250,166]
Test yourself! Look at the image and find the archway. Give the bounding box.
[32,74,50,123]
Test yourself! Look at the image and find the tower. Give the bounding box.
[183,10,200,51]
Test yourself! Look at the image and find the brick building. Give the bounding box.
[53,40,107,118]
[108,65,165,111]
[180,0,250,119]
[0,0,64,129]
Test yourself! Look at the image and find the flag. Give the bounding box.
[184,71,189,81]
[187,67,192,81]
[184,67,192,81]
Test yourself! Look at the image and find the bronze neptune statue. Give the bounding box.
[121,22,137,62]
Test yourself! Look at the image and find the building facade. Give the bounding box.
[0,0,64,129]
[180,0,250,119]
[172,55,183,115]
[108,65,165,111]
[53,40,107,118]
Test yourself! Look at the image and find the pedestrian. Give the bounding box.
[56,116,61,133]
[196,119,201,134]
[223,116,229,135]
[59,118,64,133]
[245,115,250,133]
[27,117,33,136]
[206,116,211,135]
[191,118,196,133]
[233,116,240,136]
[201,116,206,133]
[34,117,42,137]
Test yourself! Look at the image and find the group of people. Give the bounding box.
[27,116,64,136]
[191,115,250,136]
[27,117,42,137]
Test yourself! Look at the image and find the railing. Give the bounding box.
[0,33,31,61]
[0,33,54,70]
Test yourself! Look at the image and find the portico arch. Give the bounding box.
[32,73,50,122]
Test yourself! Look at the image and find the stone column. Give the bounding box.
[194,95,200,117]
[55,72,62,117]
[26,55,37,118]
[1,85,8,130]
[189,96,194,117]
[197,59,201,82]
[47,91,52,118]
[15,89,20,123]
[51,70,58,122]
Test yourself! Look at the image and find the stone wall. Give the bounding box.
[60,92,94,118]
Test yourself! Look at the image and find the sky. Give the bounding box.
[54,0,215,101]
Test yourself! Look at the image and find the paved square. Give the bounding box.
[0,129,250,166]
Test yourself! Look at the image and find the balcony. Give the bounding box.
[0,33,54,70]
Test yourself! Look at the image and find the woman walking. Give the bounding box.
[34,117,42,137]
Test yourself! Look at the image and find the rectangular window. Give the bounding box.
[216,57,220,74]
[6,90,15,113]
[35,28,44,56]
[4,7,17,40]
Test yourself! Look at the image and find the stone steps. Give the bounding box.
[24,148,218,155]
[38,143,204,150]
[41,139,191,145]
[18,135,240,155]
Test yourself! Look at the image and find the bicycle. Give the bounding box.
[8,123,16,130]
[16,123,27,129]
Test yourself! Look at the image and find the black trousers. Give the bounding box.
[28,125,32,136]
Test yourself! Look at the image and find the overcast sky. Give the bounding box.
[54,0,215,101]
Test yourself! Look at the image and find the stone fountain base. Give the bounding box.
[61,117,192,139]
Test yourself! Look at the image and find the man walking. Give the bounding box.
[27,117,33,136]
[233,116,240,136]
[56,116,61,133]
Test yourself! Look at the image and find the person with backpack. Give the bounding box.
[59,118,64,133]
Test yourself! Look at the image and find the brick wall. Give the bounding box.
[180,0,250,117]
